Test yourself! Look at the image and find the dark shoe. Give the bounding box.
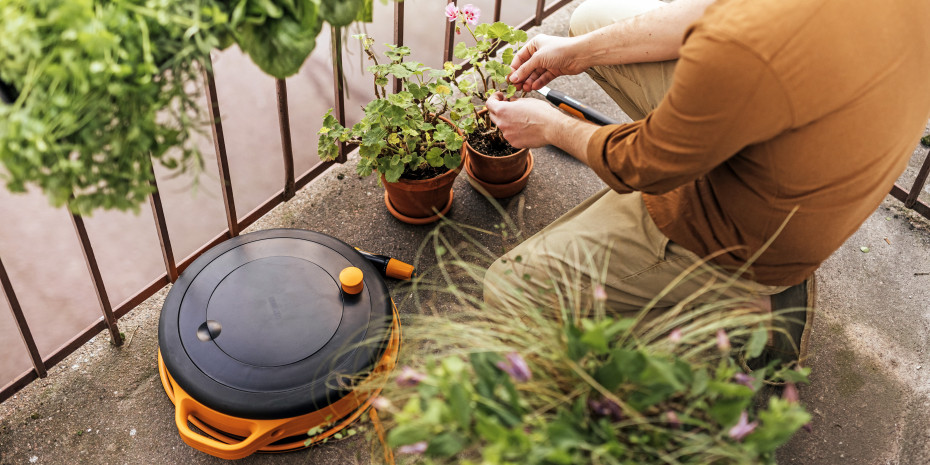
[740,275,816,375]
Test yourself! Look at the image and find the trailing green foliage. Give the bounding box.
[0,0,227,214]
[318,35,465,183]
[0,0,372,214]
[371,217,812,464]
[921,134,930,147]
[226,0,324,79]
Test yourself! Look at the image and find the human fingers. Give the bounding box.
[509,36,542,75]
[485,92,505,112]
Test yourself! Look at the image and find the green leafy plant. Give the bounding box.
[921,134,930,147]
[448,9,527,151]
[224,0,373,79]
[317,35,465,183]
[369,217,812,464]
[0,0,228,214]
[0,0,373,215]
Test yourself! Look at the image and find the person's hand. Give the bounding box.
[508,34,587,92]
[485,93,565,148]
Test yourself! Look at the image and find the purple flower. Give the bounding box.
[588,397,623,422]
[783,382,800,403]
[396,366,426,388]
[397,441,428,455]
[593,284,608,302]
[665,410,681,429]
[733,373,755,390]
[496,352,532,383]
[728,411,758,441]
[668,328,683,343]
[462,4,481,25]
[444,3,458,21]
[716,329,731,352]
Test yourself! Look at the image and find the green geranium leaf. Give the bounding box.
[443,152,461,170]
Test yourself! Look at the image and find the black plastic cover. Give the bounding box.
[158,229,392,419]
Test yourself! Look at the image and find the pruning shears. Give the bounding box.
[536,86,620,126]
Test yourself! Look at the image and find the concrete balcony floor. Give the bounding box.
[2,3,930,464]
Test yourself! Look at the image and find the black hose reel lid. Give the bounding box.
[158,229,393,420]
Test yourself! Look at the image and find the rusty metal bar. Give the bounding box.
[148,167,178,283]
[515,0,573,32]
[202,60,239,237]
[393,0,405,94]
[535,0,545,26]
[70,213,122,346]
[1,368,38,404]
[296,161,337,191]
[494,0,502,22]
[890,184,930,219]
[331,26,351,163]
[114,275,170,320]
[45,318,107,368]
[276,79,297,200]
[444,0,457,64]
[0,255,47,378]
[904,149,930,208]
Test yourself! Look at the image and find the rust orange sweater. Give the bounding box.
[585,0,930,285]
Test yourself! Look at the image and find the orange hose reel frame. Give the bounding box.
[158,304,401,460]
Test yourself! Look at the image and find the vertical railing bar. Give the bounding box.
[904,148,930,208]
[393,0,405,94]
[201,57,239,237]
[443,0,458,64]
[331,26,351,163]
[494,0,502,22]
[70,213,122,346]
[535,0,545,26]
[148,166,178,283]
[0,255,47,378]
[276,78,297,200]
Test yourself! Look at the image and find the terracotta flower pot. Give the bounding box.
[381,165,460,224]
[464,109,533,198]
[380,115,465,224]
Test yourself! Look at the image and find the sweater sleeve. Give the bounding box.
[585,28,794,194]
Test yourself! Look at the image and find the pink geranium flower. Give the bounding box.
[444,3,459,21]
[462,4,481,24]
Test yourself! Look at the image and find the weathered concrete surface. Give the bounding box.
[2,1,930,464]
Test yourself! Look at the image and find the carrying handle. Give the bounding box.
[171,380,284,460]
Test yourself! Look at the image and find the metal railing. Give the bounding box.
[890,145,930,219]
[0,0,575,403]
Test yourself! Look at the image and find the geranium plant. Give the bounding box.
[318,35,465,183]
[447,6,528,155]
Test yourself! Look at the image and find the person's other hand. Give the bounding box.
[508,34,587,92]
[485,93,564,148]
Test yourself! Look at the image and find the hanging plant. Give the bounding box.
[0,0,373,215]
[0,0,228,215]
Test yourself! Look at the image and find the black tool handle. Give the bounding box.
[544,88,620,126]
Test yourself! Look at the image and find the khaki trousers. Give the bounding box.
[483,0,786,315]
